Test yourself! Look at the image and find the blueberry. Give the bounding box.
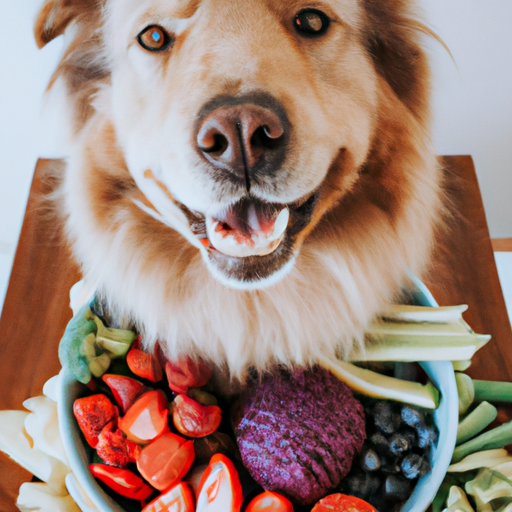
[384,474,411,500]
[360,448,381,472]
[389,432,410,455]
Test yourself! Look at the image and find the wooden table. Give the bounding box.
[0,156,511,511]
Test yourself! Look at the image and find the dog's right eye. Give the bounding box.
[137,25,173,52]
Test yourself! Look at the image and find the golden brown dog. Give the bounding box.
[35,0,443,380]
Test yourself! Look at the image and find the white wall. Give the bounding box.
[1,1,512,312]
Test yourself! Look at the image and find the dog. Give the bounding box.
[35,0,443,382]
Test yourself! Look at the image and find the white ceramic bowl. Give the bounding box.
[58,276,458,512]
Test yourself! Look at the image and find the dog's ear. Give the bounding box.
[361,0,435,122]
[35,0,77,47]
[34,0,94,48]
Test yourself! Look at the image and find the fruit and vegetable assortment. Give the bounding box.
[60,299,449,512]
[432,373,512,512]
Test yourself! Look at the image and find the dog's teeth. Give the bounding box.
[268,208,289,242]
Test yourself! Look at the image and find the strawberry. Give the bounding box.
[196,454,243,512]
[102,374,149,413]
[172,394,222,438]
[126,337,163,382]
[142,482,194,512]
[246,491,294,512]
[119,390,169,444]
[137,432,195,491]
[96,420,141,467]
[164,356,212,394]
[73,394,119,448]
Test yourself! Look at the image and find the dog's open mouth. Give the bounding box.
[206,198,290,258]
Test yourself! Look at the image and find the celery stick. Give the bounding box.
[448,449,512,473]
[452,421,512,464]
[318,356,439,409]
[473,380,512,403]
[456,372,475,415]
[350,332,490,362]
[456,401,498,445]
[383,304,468,323]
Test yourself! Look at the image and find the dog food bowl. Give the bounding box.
[57,276,458,512]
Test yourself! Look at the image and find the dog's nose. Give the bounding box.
[196,101,287,186]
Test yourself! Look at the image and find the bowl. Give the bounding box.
[57,276,458,512]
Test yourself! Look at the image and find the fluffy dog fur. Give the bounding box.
[35,0,443,380]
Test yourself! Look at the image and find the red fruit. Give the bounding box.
[96,421,141,468]
[127,337,163,382]
[90,463,154,500]
[142,482,195,512]
[102,374,149,413]
[164,356,212,394]
[311,494,377,512]
[119,390,169,444]
[196,454,243,512]
[137,432,195,491]
[172,394,222,438]
[73,394,119,448]
[246,491,294,512]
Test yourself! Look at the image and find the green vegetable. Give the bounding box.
[93,316,136,358]
[318,356,439,409]
[456,372,475,415]
[457,401,498,445]
[348,305,490,363]
[494,500,512,512]
[448,449,512,473]
[444,486,475,512]
[383,304,469,323]
[492,462,512,481]
[453,360,473,372]
[473,380,512,404]
[58,304,97,383]
[452,422,512,464]
[465,468,512,510]
[59,304,137,383]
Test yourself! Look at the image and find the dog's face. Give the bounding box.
[35,0,442,375]
[100,0,377,287]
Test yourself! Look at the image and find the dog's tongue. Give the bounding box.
[206,198,289,258]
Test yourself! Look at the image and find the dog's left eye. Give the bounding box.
[137,25,173,51]
[294,9,330,36]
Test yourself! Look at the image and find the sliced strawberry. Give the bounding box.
[163,356,212,394]
[126,337,163,383]
[311,494,377,512]
[96,420,141,468]
[73,394,119,448]
[246,491,294,512]
[90,463,154,501]
[137,432,195,491]
[119,390,169,444]
[196,454,243,512]
[102,374,149,413]
[142,481,195,512]
[172,394,222,438]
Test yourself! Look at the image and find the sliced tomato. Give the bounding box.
[196,454,243,512]
[102,374,149,413]
[127,337,163,383]
[119,390,169,444]
[164,356,212,394]
[142,482,195,512]
[311,494,377,512]
[246,490,294,511]
[90,463,154,501]
[172,394,222,438]
[73,394,119,448]
[137,432,195,491]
